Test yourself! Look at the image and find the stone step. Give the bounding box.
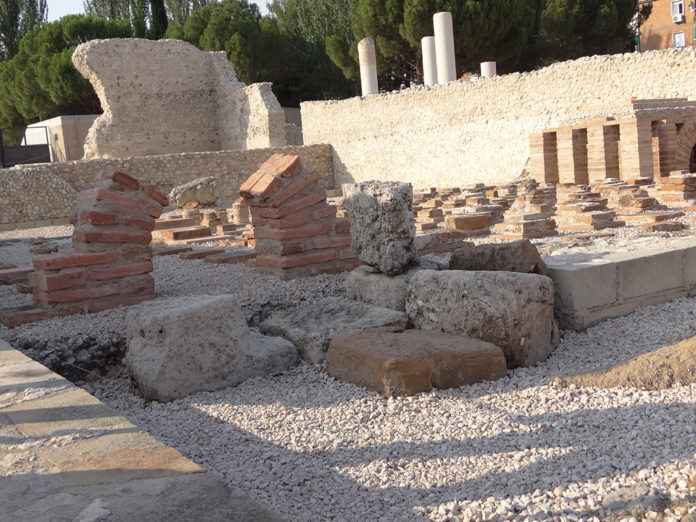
[154,217,198,231]
[154,226,212,242]
[215,223,245,235]
[184,235,246,247]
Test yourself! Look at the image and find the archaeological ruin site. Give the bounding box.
[2,19,696,522]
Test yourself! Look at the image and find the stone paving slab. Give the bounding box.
[0,339,283,522]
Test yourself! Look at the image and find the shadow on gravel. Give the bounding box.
[161,398,696,521]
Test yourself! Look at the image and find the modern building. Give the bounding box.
[640,0,696,50]
[25,115,97,162]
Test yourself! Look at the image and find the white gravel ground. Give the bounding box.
[2,226,696,521]
[78,299,696,522]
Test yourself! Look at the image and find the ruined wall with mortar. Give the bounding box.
[0,145,333,231]
[302,49,696,189]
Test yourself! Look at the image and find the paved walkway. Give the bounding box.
[0,339,282,521]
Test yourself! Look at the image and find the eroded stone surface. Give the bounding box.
[327,329,507,396]
[259,297,408,364]
[72,38,286,159]
[343,181,415,275]
[344,265,414,311]
[125,295,299,401]
[449,239,546,274]
[406,270,559,368]
[169,177,219,209]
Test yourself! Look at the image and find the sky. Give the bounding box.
[47,0,267,22]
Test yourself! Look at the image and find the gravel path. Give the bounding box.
[81,298,696,522]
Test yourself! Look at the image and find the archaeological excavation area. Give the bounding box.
[1,38,696,522]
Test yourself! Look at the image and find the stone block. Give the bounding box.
[260,297,408,364]
[449,240,545,274]
[344,265,413,311]
[169,177,218,209]
[126,295,299,401]
[327,330,507,397]
[343,181,415,275]
[406,270,559,368]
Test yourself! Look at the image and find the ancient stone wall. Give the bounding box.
[302,49,696,189]
[0,145,333,231]
[73,39,287,159]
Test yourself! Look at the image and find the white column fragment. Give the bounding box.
[480,61,497,78]
[358,37,379,97]
[433,12,456,84]
[421,36,437,86]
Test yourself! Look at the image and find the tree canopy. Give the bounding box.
[0,0,47,59]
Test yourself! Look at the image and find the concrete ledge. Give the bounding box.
[545,238,696,330]
[0,339,282,522]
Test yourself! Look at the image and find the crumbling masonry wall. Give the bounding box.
[0,145,333,231]
[73,39,287,159]
[302,49,696,188]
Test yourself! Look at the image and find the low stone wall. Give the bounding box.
[0,144,333,231]
[545,238,696,330]
[302,48,696,189]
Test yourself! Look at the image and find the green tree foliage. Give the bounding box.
[83,0,131,20]
[0,0,47,59]
[0,15,130,143]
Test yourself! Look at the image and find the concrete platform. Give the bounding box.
[0,339,282,522]
[545,238,696,330]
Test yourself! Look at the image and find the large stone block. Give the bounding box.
[126,295,299,401]
[343,181,415,275]
[406,270,559,368]
[344,266,414,311]
[449,240,546,274]
[327,330,507,397]
[169,177,218,209]
[259,297,408,364]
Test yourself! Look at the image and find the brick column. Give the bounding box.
[557,126,589,185]
[619,117,654,181]
[587,122,620,183]
[652,122,678,182]
[528,131,559,184]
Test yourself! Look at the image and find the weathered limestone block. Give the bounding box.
[259,297,408,364]
[449,240,546,274]
[168,177,218,209]
[327,330,507,397]
[126,295,299,401]
[343,181,415,275]
[72,38,286,159]
[406,270,559,368]
[344,265,414,311]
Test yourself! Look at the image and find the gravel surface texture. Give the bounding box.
[2,225,696,521]
[80,299,696,522]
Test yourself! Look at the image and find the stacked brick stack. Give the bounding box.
[653,170,696,207]
[494,180,557,239]
[240,153,358,279]
[553,184,624,233]
[33,171,167,312]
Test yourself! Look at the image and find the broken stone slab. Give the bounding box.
[125,295,299,401]
[169,176,218,209]
[449,239,546,274]
[327,330,507,397]
[259,297,408,364]
[406,270,559,368]
[343,181,415,275]
[344,265,414,311]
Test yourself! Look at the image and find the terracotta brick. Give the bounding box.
[123,217,156,232]
[75,210,119,226]
[88,260,153,281]
[178,248,226,260]
[83,287,156,313]
[305,234,353,251]
[35,274,154,305]
[255,220,335,241]
[0,305,81,328]
[74,225,152,246]
[33,268,86,292]
[261,203,337,230]
[256,191,326,219]
[143,184,169,207]
[256,249,338,269]
[240,154,301,199]
[98,171,141,191]
[265,170,321,208]
[254,238,305,256]
[81,189,163,218]
[33,251,122,271]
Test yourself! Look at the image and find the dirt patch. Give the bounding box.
[558,337,696,390]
